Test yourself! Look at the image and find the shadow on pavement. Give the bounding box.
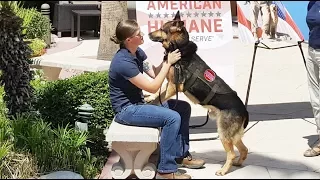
[189,101,314,135]
[188,150,320,178]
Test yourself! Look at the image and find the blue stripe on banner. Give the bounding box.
[274,1,286,20]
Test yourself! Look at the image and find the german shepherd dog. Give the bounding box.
[146,11,249,176]
[269,3,279,39]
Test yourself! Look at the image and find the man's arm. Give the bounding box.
[306,1,320,29]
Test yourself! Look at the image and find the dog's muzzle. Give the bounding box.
[148,28,167,43]
[148,35,163,43]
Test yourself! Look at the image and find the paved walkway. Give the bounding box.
[45,29,320,178]
[183,39,320,178]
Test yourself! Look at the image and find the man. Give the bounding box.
[304,1,320,157]
[248,1,272,40]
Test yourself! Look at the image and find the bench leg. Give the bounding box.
[134,143,157,179]
[111,142,157,179]
[42,66,62,81]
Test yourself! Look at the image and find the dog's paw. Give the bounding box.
[232,161,242,167]
[144,95,156,103]
[215,169,226,176]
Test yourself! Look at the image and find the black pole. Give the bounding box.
[245,41,260,108]
[243,41,260,134]
[297,41,307,69]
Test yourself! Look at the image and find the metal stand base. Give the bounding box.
[244,40,307,133]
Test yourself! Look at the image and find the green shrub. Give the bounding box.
[0,116,13,160]
[11,114,102,178]
[26,10,51,41]
[15,6,51,41]
[0,1,24,13]
[30,69,47,90]
[0,111,38,179]
[0,110,104,178]
[34,71,113,157]
[25,38,47,57]
[34,71,114,128]
[15,7,35,36]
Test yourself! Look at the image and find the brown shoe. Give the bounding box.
[304,144,320,157]
[155,172,191,179]
[176,152,205,169]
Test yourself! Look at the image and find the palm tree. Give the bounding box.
[97,1,128,61]
[0,1,34,117]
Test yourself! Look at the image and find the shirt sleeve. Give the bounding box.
[137,47,148,61]
[117,58,141,80]
[308,1,316,11]
[306,1,320,29]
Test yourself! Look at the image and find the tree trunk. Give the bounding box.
[97,1,128,61]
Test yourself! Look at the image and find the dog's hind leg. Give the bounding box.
[215,139,236,176]
[233,139,248,166]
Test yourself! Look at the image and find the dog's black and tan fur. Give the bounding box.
[146,11,249,176]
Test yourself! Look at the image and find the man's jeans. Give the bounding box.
[114,99,191,173]
[306,46,320,135]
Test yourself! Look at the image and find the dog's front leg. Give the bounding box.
[147,82,177,105]
[146,66,182,105]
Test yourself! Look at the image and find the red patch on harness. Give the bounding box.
[204,69,216,82]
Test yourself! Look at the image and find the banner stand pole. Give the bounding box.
[245,40,260,108]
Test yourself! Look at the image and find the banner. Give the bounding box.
[237,1,304,44]
[136,1,235,87]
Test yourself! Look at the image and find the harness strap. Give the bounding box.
[183,69,200,92]
[200,84,220,105]
[174,63,182,84]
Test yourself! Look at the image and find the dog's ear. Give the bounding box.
[173,10,181,21]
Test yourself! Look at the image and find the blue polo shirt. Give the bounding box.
[306,1,320,49]
[108,47,148,113]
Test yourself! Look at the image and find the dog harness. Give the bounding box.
[178,53,234,105]
[164,40,234,106]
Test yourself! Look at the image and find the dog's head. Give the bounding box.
[148,11,190,52]
[270,4,278,13]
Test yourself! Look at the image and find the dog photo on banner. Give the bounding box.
[237,1,304,44]
[135,1,235,87]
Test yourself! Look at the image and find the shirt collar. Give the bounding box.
[118,47,142,60]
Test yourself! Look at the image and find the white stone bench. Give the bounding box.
[105,119,160,179]
[30,56,111,81]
